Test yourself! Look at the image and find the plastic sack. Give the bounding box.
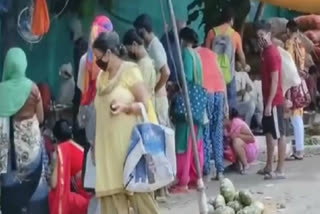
[304,30,320,44]
[312,46,320,64]
[299,33,314,54]
[295,15,320,31]
[87,198,101,214]
[123,104,175,192]
[32,0,50,36]
[278,47,301,95]
[268,17,288,37]
[147,99,158,124]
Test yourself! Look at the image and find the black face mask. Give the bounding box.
[96,58,109,71]
[128,51,138,61]
[137,29,145,40]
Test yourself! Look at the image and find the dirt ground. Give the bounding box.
[160,156,320,214]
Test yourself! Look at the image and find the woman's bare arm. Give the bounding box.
[34,84,44,123]
[128,82,149,115]
[50,151,58,189]
[238,126,255,143]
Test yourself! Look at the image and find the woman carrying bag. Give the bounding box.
[92,32,159,214]
[170,27,206,193]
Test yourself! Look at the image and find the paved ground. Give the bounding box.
[160,156,320,214]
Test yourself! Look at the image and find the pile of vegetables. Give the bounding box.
[207,178,264,214]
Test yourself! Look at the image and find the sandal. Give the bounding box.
[212,172,224,181]
[188,181,199,190]
[257,168,270,175]
[286,154,304,161]
[293,154,304,160]
[169,186,189,194]
[240,165,249,175]
[264,172,287,180]
[240,169,247,175]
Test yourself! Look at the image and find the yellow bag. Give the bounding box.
[147,99,158,124]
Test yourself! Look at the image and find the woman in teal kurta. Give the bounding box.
[172,27,205,193]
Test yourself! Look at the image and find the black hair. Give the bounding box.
[93,31,125,57]
[123,29,144,46]
[286,19,299,33]
[254,20,272,33]
[133,14,153,33]
[309,65,318,75]
[179,27,199,46]
[53,119,72,142]
[220,7,235,24]
[229,108,239,120]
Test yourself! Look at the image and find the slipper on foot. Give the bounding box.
[169,186,189,194]
[257,168,270,175]
[264,172,286,180]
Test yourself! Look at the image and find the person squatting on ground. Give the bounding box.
[224,109,258,174]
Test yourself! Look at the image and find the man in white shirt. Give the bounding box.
[253,79,263,128]
[134,14,171,126]
[235,69,255,125]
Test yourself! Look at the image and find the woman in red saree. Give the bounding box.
[49,120,91,214]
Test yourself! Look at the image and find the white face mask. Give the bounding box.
[258,37,268,50]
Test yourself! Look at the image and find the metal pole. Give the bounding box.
[166,0,208,213]
[254,2,265,22]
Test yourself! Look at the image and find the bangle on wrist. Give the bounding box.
[125,104,132,114]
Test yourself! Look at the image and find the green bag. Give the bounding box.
[212,27,235,84]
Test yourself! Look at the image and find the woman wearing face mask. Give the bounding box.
[92,32,160,213]
[123,29,157,105]
[171,27,204,193]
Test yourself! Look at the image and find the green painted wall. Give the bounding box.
[1,0,302,97]
[2,0,199,97]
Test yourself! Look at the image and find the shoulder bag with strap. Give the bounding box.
[212,27,235,84]
[289,79,311,109]
[171,48,208,125]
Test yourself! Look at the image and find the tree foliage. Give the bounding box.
[187,0,251,34]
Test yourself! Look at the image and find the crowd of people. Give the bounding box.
[0,7,318,214]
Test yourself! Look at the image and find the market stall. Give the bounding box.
[255,0,320,14]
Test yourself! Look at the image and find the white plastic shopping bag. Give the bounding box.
[87,198,101,214]
[123,103,176,192]
[83,148,96,189]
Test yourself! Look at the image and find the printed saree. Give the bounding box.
[49,141,90,214]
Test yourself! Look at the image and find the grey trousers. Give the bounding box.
[237,99,256,126]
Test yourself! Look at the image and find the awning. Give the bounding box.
[254,0,320,14]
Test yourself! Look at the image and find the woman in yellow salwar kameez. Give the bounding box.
[92,31,160,213]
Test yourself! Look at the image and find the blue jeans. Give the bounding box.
[203,92,225,174]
